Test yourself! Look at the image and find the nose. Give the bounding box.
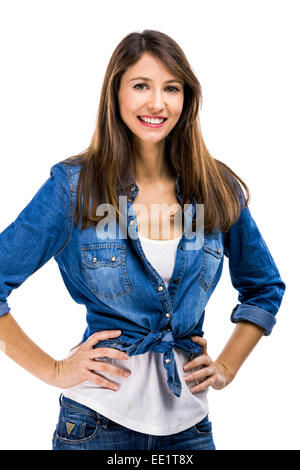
[147,89,166,112]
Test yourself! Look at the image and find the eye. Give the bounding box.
[133,83,148,90]
[133,83,181,92]
[166,86,180,93]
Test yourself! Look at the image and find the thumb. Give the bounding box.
[191,336,207,355]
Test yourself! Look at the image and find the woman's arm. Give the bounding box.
[0,312,131,390]
[183,321,265,392]
[0,312,57,385]
[184,200,285,392]
[214,320,265,383]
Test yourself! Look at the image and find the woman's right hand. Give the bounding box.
[52,330,131,391]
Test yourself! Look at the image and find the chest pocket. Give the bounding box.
[81,242,132,300]
[198,238,223,291]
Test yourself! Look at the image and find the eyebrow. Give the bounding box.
[130,76,183,85]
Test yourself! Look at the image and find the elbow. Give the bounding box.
[231,277,286,336]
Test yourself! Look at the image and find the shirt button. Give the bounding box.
[129,220,135,225]
[157,286,164,292]
[166,328,171,331]
[111,256,116,262]
[165,313,171,318]
[217,248,221,254]
[180,245,184,250]
[131,185,136,191]
[165,358,171,364]
[92,257,98,263]
[173,278,179,284]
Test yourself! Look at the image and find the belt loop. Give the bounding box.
[98,413,110,429]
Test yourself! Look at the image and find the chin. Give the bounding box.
[140,136,165,144]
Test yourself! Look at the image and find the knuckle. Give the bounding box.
[100,363,108,372]
[98,347,109,356]
[92,331,104,341]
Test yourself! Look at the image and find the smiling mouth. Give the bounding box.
[137,116,168,127]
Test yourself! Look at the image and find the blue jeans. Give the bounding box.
[52,394,216,450]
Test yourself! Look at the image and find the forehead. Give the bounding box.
[122,53,180,82]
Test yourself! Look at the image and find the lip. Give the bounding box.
[138,115,168,119]
[137,115,168,128]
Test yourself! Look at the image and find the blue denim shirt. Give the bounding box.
[0,160,286,397]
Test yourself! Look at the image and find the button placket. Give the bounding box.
[163,350,173,368]
[129,218,178,325]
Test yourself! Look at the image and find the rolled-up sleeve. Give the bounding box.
[223,205,286,335]
[0,162,71,317]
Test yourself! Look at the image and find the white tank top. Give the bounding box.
[63,235,209,435]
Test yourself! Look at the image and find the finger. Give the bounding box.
[184,365,214,383]
[84,330,122,348]
[84,370,121,391]
[89,348,129,361]
[190,336,207,355]
[88,360,131,378]
[189,376,214,393]
[183,354,211,371]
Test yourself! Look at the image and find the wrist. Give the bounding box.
[46,359,63,387]
[214,360,236,385]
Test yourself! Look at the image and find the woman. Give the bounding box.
[0,30,285,450]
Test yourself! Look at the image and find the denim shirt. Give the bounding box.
[0,160,286,397]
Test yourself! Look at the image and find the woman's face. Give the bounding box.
[118,53,184,144]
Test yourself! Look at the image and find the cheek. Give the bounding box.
[172,104,184,123]
[170,96,184,120]
[119,91,142,120]
[118,90,131,121]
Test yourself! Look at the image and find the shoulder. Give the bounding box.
[51,155,83,192]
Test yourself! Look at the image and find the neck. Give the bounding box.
[131,138,174,184]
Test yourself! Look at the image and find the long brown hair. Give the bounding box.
[64,29,250,234]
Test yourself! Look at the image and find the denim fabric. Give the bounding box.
[0,159,286,397]
[52,394,216,450]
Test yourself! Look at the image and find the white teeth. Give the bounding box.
[139,117,165,124]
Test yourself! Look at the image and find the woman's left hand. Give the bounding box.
[183,336,234,393]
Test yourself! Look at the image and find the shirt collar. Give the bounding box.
[118,172,183,203]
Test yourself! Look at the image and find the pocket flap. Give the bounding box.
[203,245,223,259]
[82,243,126,268]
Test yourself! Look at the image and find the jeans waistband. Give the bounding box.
[59,393,112,429]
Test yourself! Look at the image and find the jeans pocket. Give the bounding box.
[191,414,213,436]
[56,401,101,445]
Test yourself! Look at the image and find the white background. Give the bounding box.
[0,0,299,450]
